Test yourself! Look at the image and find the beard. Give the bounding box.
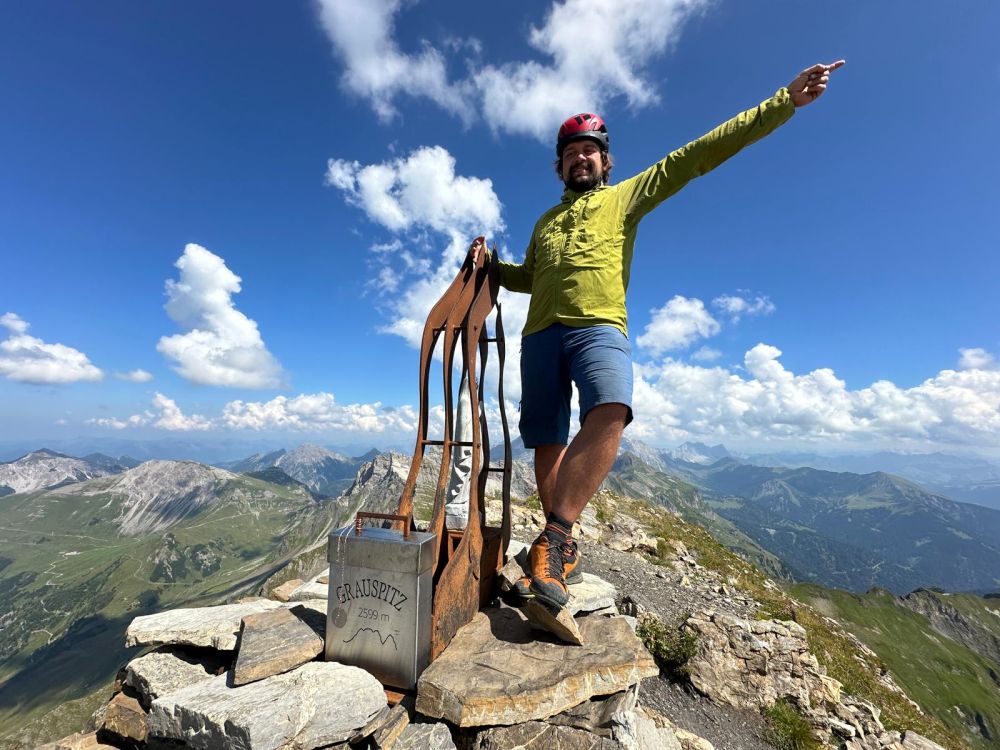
[563,162,603,192]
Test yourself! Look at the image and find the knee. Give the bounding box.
[584,403,628,432]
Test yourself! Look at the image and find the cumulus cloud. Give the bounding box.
[325,145,526,400]
[636,296,720,356]
[691,346,721,362]
[87,392,421,436]
[326,146,502,238]
[156,244,285,389]
[712,293,776,322]
[86,393,210,431]
[315,0,707,142]
[632,344,1000,450]
[222,393,418,434]
[115,369,154,383]
[0,312,103,384]
[315,0,468,122]
[958,347,997,371]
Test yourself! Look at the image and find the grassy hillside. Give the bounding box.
[791,583,1000,749]
[0,469,343,748]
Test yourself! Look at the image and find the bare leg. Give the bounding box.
[550,403,628,524]
[533,444,566,516]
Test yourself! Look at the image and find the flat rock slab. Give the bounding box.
[473,721,624,749]
[232,605,325,686]
[568,573,617,615]
[393,723,456,750]
[901,733,947,750]
[126,646,228,705]
[149,661,387,750]
[289,580,329,601]
[523,600,584,645]
[270,579,303,602]
[126,600,285,650]
[416,607,658,727]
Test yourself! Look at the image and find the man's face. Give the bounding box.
[560,139,604,192]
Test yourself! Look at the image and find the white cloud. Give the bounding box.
[315,0,707,142]
[636,296,720,356]
[712,293,776,322]
[222,392,418,434]
[958,347,997,371]
[0,312,103,384]
[156,244,285,389]
[315,0,468,122]
[691,346,721,362]
[632,344,1000,450]
[87,393,210,432]
[325,145,526,399]
[326,146,502,238]
[115,369,154,383]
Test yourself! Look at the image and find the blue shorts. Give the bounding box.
[519,323,634,448]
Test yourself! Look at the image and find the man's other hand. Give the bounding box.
[788,60,845,107]
[468,237,488,265]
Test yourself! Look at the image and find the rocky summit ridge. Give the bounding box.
[0,449,124,496]
[33,494,958,750]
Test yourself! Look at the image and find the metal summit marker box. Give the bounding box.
[325,520,435,690]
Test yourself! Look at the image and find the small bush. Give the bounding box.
[763,699,821,750]
[524,494,542,511]
[593,497,615,523]
[635,615,698,680]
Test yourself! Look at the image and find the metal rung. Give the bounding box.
[487,466,506,472]
[422,439,445,446]
[421,439,475,447]
[485,337,500,343]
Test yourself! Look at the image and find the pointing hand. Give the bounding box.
[788,60,845,107]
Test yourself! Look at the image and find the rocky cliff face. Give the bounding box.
[0,449,124,495]
[899,589,1000,667]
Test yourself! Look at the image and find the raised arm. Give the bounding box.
[620,60,845,223]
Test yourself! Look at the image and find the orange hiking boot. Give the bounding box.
[562,538,583,585]
[513,574,533,600]
[528,533,569,608]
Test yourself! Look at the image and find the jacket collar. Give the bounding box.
[561,183,608,204]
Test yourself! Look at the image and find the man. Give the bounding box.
[477,61,845,610]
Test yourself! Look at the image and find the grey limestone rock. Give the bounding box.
[231,604,325,686]
[416,607,657,727]
[393,722,456,750]
[473,721,624,749]
[148,661,387,750]
[125,646,227,706]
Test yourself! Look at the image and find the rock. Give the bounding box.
[232,604,325,685]
[683,611,840,711]
[498,555,526,593]
[674,729,714,750]
[36,733,118,750]
[523,599,585,645]
[611,709,682,750]
[416,607,658,726]
[372,704,410,749]
[126,600,286,650]
[101,691,148,743]
[548,686,638,735]
[393,722,456,749]
[901,732,947,750]
[317,574,330,584]
[568,573,617,615]
[473,721,623,748]
[289,579,329,601]
[149,661,387,750]
[125,646,228,706]
[271,579,303,602]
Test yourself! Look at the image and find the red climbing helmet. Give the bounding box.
[556,113,609,157]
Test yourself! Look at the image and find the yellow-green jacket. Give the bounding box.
[498,88,795,338]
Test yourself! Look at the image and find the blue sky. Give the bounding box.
[2,0,998,457]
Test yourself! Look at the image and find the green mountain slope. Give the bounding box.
[791,583,1000,749]
[685,460,1000,594]
[0,461,344,745]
